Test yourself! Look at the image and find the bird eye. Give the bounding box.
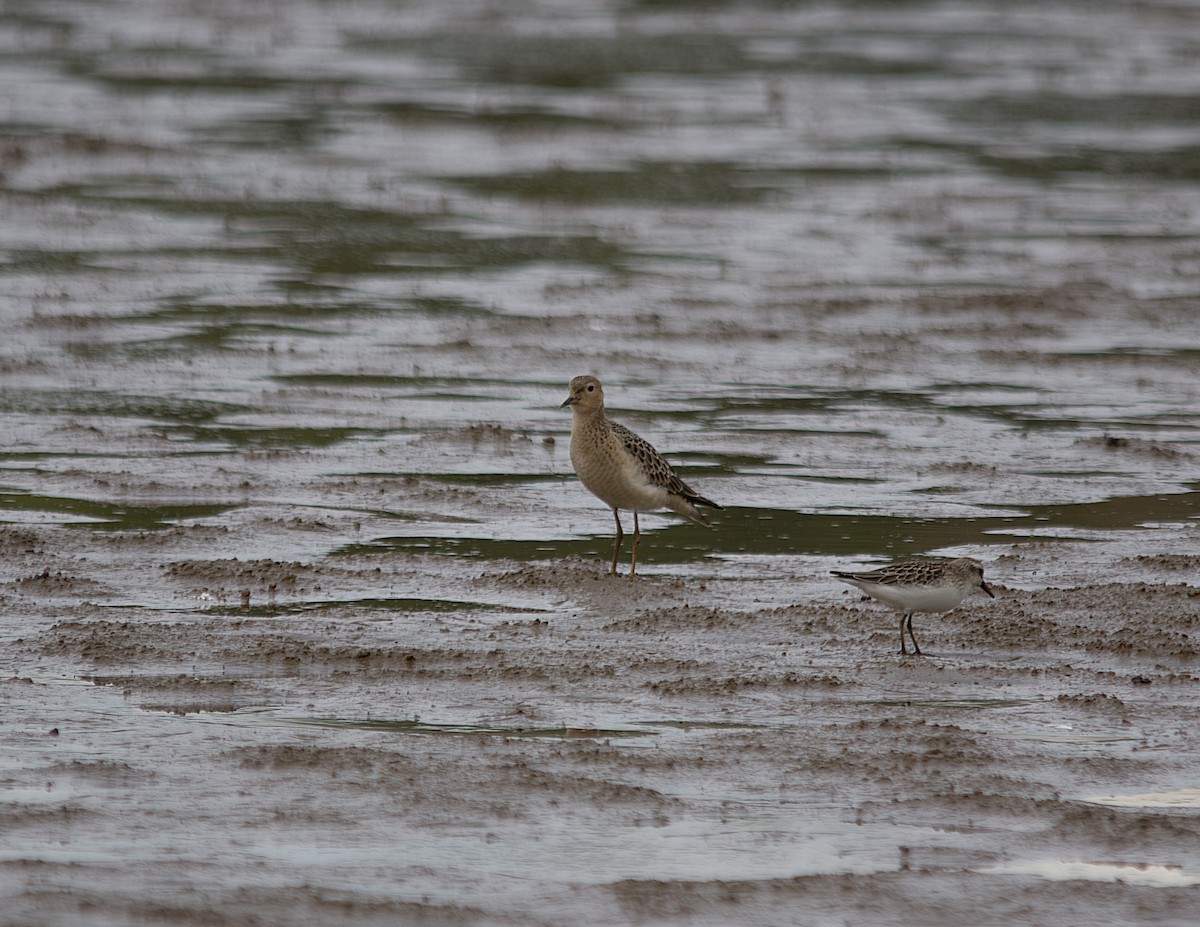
[587,384,594,392]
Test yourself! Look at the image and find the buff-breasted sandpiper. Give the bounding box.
[560,375,721,576]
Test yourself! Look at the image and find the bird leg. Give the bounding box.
[610,509,623,576]
[906,613,923,656]
[898,613,908,655]
[629,511,641,578]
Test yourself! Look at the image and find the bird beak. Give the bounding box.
[980,581,995,598]
[560,395,578,408]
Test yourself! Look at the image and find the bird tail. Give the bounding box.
[668,492,720,527]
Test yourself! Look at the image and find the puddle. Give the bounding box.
[0,490,235,531]
[205,596,549,618]
[443,161,790,206]
[0,389,245,424]
[0,784,87,806]
[869,697,1040,711]
[203,710,767,742]
[640,719,771,732]
[241,814,902,895]
[282,716,658,741]
[1084,788,1200,809]
[340,492,1200,565]
[863,700,1141,744]
[978,860,1200,887]
[990,731,1142,745]
[12,674,98,688]
[161,424,380,450]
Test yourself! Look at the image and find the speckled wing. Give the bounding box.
[610,421,716,507]
[833,561,944,587]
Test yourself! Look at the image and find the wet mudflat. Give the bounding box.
[3,0,1200,924]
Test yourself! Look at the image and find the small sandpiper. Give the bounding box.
[831,557,995,655]
[560,375,721,576]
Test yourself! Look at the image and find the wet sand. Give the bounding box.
[6,531,1200,925]
[4,0,1200,924]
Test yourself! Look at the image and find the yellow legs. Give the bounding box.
[630,511,641,577]
[609,509,623,575]
[609,510,642,577]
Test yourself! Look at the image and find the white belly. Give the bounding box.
[860,582,966,614]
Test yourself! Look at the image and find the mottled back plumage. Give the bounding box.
[610,421,718,510]
[835,559,969,589]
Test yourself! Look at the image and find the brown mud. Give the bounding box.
[4,0,1200,924]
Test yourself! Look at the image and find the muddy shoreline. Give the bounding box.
[6,526,1200,924]
[4,0,1200,923]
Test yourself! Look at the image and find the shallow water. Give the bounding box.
[3,1,1200,925]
